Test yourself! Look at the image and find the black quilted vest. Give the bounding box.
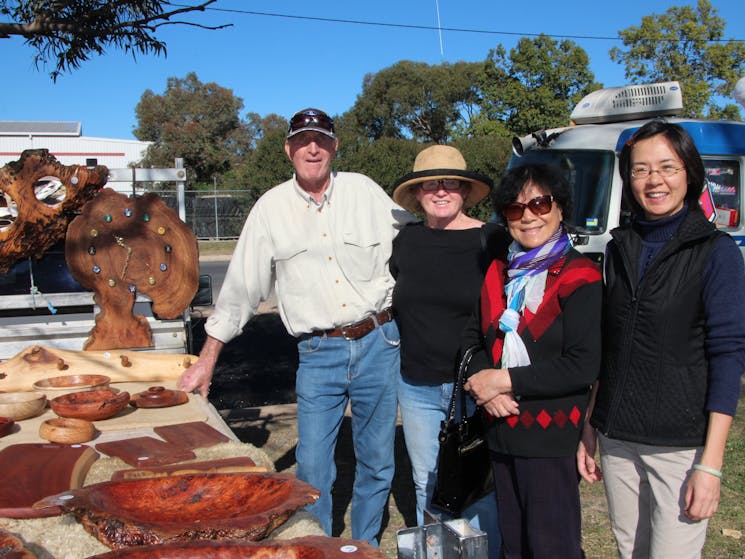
[591,210,721,446]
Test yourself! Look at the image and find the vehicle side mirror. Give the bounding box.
[191,274,213,307]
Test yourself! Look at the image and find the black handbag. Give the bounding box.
[430,345,494,516]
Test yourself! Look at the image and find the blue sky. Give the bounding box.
[1,0,743,140]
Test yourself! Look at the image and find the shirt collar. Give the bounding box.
[293,171,335,209]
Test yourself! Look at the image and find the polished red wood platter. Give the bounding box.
[35,472,320,549]
[153,421,230,449]
[95,436,196,467]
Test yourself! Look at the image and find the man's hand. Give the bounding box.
[177,335,223,398]
[177,358,215,398]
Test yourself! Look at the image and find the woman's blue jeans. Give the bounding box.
[295,320,400,546]
[398,375,501,557]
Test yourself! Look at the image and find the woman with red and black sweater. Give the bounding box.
[463,163,602,559]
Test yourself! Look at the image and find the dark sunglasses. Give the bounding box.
[420,179,462,192]
[288,110,335,136]
[502,195,554,221]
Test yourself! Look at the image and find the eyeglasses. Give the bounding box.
[502,195,554,221]
[288,109,335,137]
[630,164,684,180]
[420,179,462,192]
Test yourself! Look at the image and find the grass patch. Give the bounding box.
[198,240,237,255]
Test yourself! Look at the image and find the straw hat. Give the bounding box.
[392,145,492,213]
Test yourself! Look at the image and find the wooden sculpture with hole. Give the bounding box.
[65,188,199,350]
[0,149,109,273]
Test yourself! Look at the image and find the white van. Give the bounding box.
[508,81,745,264]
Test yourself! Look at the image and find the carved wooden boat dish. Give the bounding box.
[50,389,130,421]
[85,535,386,559]
[0,527,37,558]
[35,472,320,549]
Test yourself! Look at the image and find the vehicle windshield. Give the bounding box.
[507,149,614,234]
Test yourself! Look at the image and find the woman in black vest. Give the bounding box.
[578,120,745,558]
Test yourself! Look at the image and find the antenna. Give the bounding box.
[434,0,444,57]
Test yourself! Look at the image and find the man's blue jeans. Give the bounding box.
[398,375,501,558]
[295,320,400,545]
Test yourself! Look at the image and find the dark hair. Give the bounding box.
[618,119,705,216]
[492,163,573,222]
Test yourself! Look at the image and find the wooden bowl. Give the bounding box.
[0,417,15,437]
[33,374,110,398]
[35,472,320,549]
[85,536,386,558]
[0,527,37,559]
[50,389,130,421]
[130,386,188,408]
[0,392,47,420]
[39,417,96,444]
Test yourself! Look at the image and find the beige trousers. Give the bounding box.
[598,434,708,559]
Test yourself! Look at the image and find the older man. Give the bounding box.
[179,108,413,544]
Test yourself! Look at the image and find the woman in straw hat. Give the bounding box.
[390,144,507,556]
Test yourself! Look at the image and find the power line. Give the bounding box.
[173,4,744,43]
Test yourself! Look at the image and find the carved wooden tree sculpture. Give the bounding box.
[65,188,199,350]
[0,149,109,273]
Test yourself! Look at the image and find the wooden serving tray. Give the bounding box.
[111,456,261,481]
[0,443,98,518]
[96,436,195,468]
[153,421,231,450]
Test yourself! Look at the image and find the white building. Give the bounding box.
[0,121,151,192]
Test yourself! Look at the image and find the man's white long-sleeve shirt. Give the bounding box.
[205,171,415,340]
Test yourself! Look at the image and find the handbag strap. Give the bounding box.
[446,345,480,425]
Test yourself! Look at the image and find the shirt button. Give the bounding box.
[341,303,347,308]
[328,256,333,261]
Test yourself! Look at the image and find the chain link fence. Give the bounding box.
[151,189,256,240]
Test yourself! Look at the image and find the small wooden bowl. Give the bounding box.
[39,417,96,444]
[130,386,188,408]
[50,389,130,421]
[0,392,47,420]
[0,417,15,437]
[33,374,111,399]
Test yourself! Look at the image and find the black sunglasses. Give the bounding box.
[502,195,554,221]
[288,110,335,136]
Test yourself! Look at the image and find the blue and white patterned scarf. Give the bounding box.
[499,224,572,367]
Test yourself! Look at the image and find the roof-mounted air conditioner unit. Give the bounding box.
[570,82,683,125]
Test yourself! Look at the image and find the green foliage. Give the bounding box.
[480,35,599,136]
[225,114,293,196]
[346,60,484,143]
[0,1,226,81]
[334,122,421,196]
[134,72,256,183]
[610,0,745,119]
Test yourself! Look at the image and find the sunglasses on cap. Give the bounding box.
[502,195,554,221]
[420,179,462,192]
[287,109,335,137]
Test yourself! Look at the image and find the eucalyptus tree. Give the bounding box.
[0,0,228,80]
[611,0,745,119]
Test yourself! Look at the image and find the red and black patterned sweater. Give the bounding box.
[462,249,602,458]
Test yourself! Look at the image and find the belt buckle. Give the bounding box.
[340,322,357,340]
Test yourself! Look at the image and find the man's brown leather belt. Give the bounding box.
[311,307,394,340]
